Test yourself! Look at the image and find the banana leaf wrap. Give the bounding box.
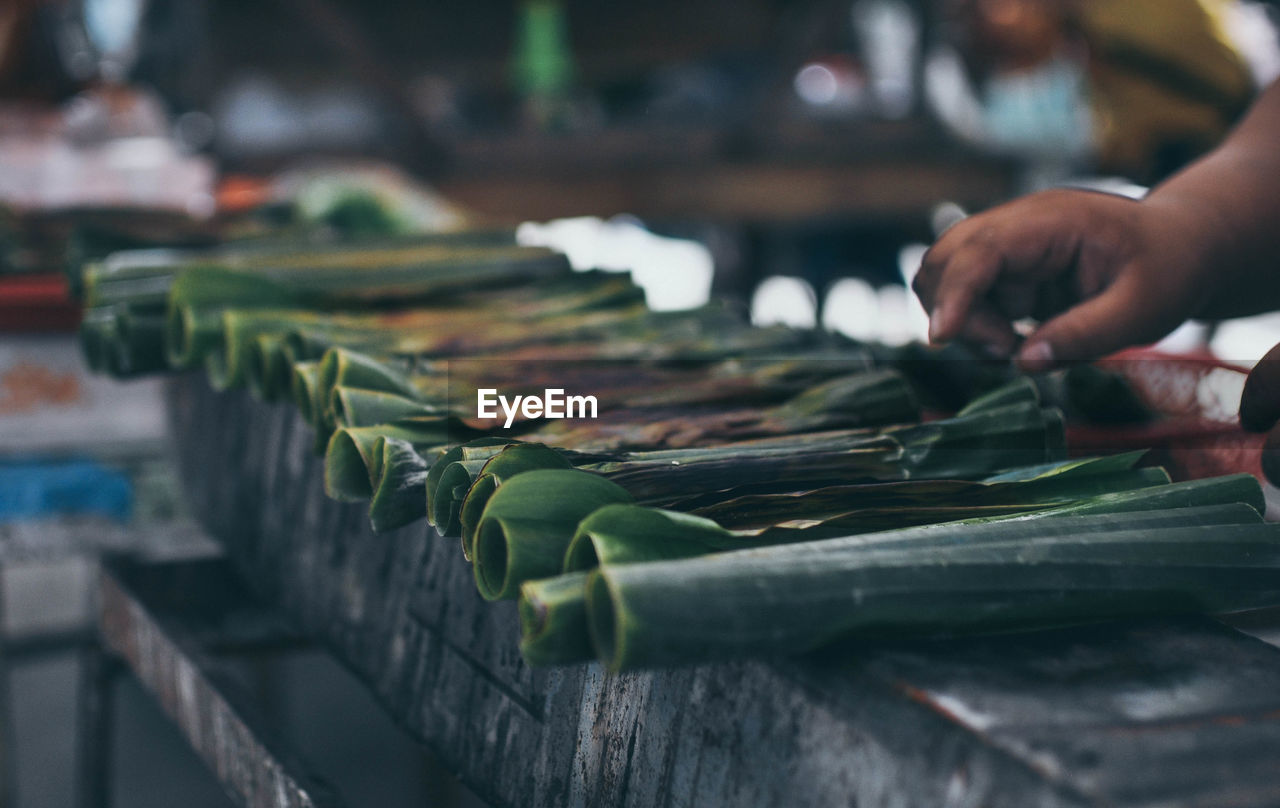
[428,433,901,539]
[456,436,1048,555]
[583,501,1274,670]
[242,274,646,396]
[459,444,576,559]
[109,309,169,376]
[430,401,1066,542]
[589,403,1064,503]
[165,270,298,368]
[290,361,321,416]
[428,371,922,538]
[325,416,459,501]
[331,414,487,509]
[246,333,288,400]
[564,472,1260,575]
[80,304,167,377]
[205,309,309,391]
[79,307,115,372]
[519,572,595,667]
[368,437,439,532]
[472,438,1118,604]
[472,469,634,601]
[293,345,886,454]
[316,348,420,420]
[671,452,1162,528]
[81,231,524,306]
[148,242,572,305]
[424,438,525,529]
[157,244,580,371]
[522,368,918,452]
[956,376,1041,416]
[330,387,443,428]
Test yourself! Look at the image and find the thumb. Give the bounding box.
[1016,275,1174,372]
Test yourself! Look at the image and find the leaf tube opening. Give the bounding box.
[586,570,622,670]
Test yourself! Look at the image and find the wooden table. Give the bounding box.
[167,373,1280,807]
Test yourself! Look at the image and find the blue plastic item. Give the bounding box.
[0,458,133,523]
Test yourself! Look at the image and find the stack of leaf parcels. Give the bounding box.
[73,229,1280,671]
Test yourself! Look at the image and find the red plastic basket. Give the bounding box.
[1066,348,1262,483]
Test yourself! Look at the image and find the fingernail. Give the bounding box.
[928,301,956,344]
[1017,340,1055,372]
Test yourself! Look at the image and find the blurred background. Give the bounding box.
[0,0,1278,805]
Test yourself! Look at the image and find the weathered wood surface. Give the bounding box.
[97,556,340,808]
[169,374,1280,808]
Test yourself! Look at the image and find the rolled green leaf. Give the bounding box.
[330,386,443,428]
[432,447,546,539]
[424,438,520,527]
[957,376,1040,416]
[771,369,918,430]
[165,268,299,366]
[79,307,116,372]
[673,454,1166,530]
[588,435,905,503]
[165,305,226,370]
[585,503,1272,670]
[157,242,569,306]
[247,333,288,401]
[81,247,190,309]
[562,464,1173,574]
[459,443,574,557]
[325,417,455,501]
[368,437,436,532]
[1037,473,1264,517]
[891,403,1066,479]
[529,368,918,449]
[980,449,1147,483]
[472,469,633,601]
[316,347,419,424]
[439,402,1068,540]
[282,329,335,367]
[206,308,316,392]
[519,572,594,667]
[565,504,732,571]
[290,361,322,421]
[110,309,169,377]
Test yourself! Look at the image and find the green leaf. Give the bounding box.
[325,417,455,501]
[368,437,437,532]
[518,572,595,667]
[424,438,520,528]
[585,502,1271,670]
[472,469,633,601]
[459,444,573,559]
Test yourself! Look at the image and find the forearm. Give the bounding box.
[1143,79,1280,320]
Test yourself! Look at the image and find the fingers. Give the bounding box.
[1240,342,1280,432]
[916,244,1003,343]
[1016,272,1172,372]
[953,301,1020,356]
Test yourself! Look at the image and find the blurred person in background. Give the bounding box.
[0,0,83,100]
[932,0,1258,184]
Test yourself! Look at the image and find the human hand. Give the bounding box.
[913,189,1215,371]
